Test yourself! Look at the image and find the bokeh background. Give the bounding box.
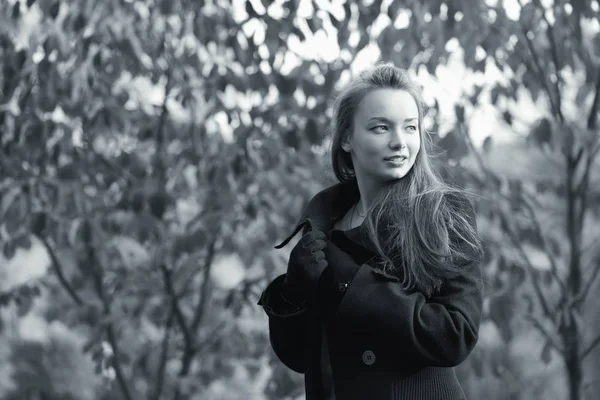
[1,0,600,399]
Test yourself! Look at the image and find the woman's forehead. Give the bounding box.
[355,89,419,121]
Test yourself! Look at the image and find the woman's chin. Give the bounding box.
[384,167,412,180]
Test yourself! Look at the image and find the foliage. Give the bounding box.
[1,0,599,399]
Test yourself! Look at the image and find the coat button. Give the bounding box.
[362,350,376,365]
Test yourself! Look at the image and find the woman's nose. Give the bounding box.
[389,130,406,149]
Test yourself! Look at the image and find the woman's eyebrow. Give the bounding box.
[368,117,419,123]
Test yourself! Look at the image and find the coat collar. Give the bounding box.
[274,180,361,249]
[301,180,361,229]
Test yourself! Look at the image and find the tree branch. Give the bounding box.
[105,324,134,400]
[159,263,193,352]
[531,0,563,105]
[505,224,554,319]
[457,123,555,319]
[190,235,217,333]
[525,314,564,354]
[581,332,600,360]
[84,233,134,400]
[568,262,600,309]
[565,152,585,311]
[152,311,175,400]
[195,320,228,354]
[575,156,592,260]
[39,236,84,306]
[587,70,600,130]
[591,142,600,161]
[518,193,567,294]
[77,140,134,400]
[513,0,563,121]
[173,233,219,400]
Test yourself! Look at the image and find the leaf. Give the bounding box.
[306,16,323,34]
[274,73,296,96]
[16,293,34,316]
[148,190,169,220]
[498,210,511,234]
[540,340,553,365]
[245,0,258,18]
[31,212,47,236]
[437,130,469,160]
[470,350,485,378]
[172,228,209,257]
[13,234,32,250]
[57,164,79,181]
[455,104,465,123]
[282,128,300,150]
[49,1,60,19]
[529,117,553,148]
[79,220,93,244]
[377,25,400,57]
[12,2,20,20]
[482,136,493,153]
[1,185,21,216]
[521,293,534,314]
[490,87,500,105]
[520,2,537,26]
[502,110,513,126]
[328,10,344,30]
[0,292,12,306]
[3,241,16,260]
[291,26,306,41]
[488,293,514,342]
[109,235,150,269]
[304,118,321,145]
[73,13,87,33]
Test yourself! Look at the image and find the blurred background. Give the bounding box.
[1,0,599,399]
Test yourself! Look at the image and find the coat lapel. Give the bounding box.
[274,181,361,249]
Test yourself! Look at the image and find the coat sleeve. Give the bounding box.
[257,202,320,374]
[258,274,309,373]
[328,200,483,369]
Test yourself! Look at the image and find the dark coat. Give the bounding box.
[258,182,482,400]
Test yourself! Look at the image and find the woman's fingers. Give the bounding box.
[311,250,325,260]
[309,230,326,240]
[301,231,327,249]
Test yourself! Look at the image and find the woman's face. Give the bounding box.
[343,88,421,184]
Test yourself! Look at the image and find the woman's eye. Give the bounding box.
[371,125,388,132]
[406,125,418,131]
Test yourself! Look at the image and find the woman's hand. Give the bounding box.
[281,230,329,305]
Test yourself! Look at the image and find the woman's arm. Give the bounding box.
[332,256,482,368]
[327,198,483,369]
[258,274,309,373]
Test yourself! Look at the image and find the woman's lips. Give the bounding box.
[385,156,408,166]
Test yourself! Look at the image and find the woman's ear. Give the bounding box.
[341,132,352,152]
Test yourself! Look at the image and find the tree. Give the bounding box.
[376,1,600,399]
[1,0,332,398]
[1,0,599,399]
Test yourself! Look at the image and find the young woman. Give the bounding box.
[258,63,484,400]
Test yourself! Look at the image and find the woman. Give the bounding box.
[258,63,484,400]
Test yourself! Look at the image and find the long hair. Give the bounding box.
[329,63,483,296]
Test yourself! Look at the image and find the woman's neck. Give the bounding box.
[354,173,384,214]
